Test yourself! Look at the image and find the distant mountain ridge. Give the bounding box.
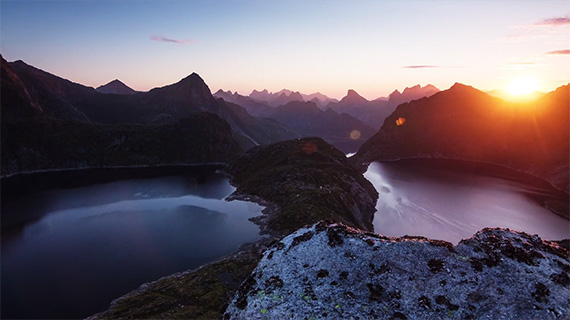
[248,88,338,108]
[96,79,137,94]
[326,85,440,129]
[9,60,297,149]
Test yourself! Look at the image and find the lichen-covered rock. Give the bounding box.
[225,221,570,319]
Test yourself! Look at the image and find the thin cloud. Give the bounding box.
[402,65,440,69]
[534,16,570,26]
[504,16,569,42]
[505,62,536,65]
[547,49,570,55]
[150,35,194,45]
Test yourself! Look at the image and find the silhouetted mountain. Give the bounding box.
[326,89,389,129]
[96,79,137,94]
[1,56,43,121]
[301,92,337,107]
[249,89,272,103]
[10,60,91,122]
[388,84,439,108]
[10,61,297,149]
[268,101,375,153]
[342,89,369,105]
[1,58,243,175]
[270,92,303,107]
[355,83,570,193]
[249,89,337,108]
[213,90,273,117]
[326,85,440,130]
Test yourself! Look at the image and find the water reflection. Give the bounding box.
[1,172,262,319]
[365,161,569,243]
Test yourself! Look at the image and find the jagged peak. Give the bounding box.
[389,89,401,96]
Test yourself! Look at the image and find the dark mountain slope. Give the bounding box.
[1,58,243,175]
[10,60,91,121]
[355,83,570,192]
[268,101,375,153]
[1,56,43,120]
[213,89,273,117]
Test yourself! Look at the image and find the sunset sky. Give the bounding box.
[2,0,569,99]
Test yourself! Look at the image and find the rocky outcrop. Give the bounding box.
[225,221,570,319]
[227,137,378,236]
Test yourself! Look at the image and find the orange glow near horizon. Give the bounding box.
[505,76,540,97]
[396,117,406,126]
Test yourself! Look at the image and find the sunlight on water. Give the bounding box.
[365,162,569,243]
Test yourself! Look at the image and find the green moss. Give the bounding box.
[228,138,378,235]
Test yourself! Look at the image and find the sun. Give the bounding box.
[505,76,539,96]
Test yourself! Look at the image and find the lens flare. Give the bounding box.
[350,130,361,140]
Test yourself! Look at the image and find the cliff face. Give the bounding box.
[225,221,570,320]
[355,84,570,192]
[227,137,378,235]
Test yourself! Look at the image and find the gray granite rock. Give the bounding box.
[225,221,570,320]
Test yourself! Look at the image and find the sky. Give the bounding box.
[1,0,569,100]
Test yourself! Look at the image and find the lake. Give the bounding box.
[365,159,569,243]
[1,167,263,319]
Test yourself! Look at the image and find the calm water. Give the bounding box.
[1,171,263,319]
[365,160,569,243]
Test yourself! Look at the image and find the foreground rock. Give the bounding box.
[225,221,570,319]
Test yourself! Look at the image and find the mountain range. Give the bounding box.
[9,60,297,148]
[214,89,374,152]
[326,84,440,129]
[0,56,299,176]
[3,55,568,195]
[217,84,440,131]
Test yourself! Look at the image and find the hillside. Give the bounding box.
[355,83,570,193]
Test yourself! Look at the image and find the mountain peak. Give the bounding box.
[338,89,369,105]
[347,89,360,97]
[96,79,136,94]
[449,82,476,92]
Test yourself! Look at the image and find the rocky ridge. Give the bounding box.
[225,221,570,319]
